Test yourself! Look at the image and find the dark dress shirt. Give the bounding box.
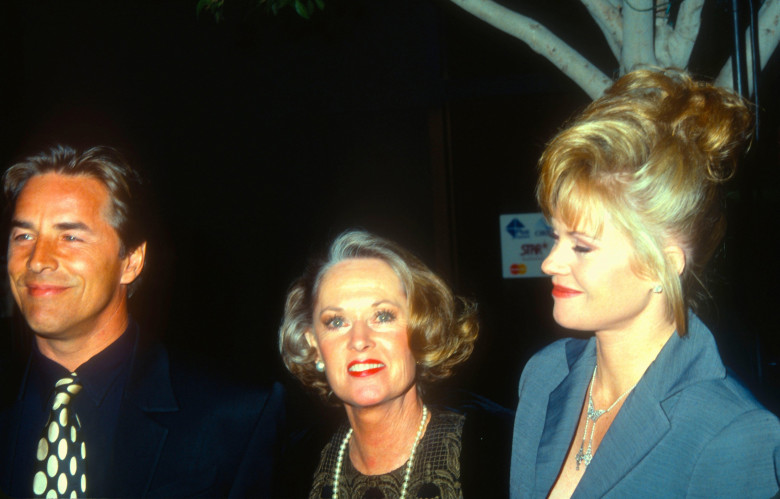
[11,325,136,498]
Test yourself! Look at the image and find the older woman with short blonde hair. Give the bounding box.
[280,230,509,498]
[280,230,478,402]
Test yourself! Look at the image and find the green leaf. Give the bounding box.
[314,0,325,10]
[294,0,310,19]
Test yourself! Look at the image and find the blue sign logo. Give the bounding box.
[506,218,530,239]
[533,218,553,238]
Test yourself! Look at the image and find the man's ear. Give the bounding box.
[304,330,321,359]
[665,244,686,276]
[121,241,147,285]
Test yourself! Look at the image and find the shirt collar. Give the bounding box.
[30,322,138,409]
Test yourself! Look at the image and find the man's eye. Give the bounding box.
[13,233,33,242]
[63,235,81,242]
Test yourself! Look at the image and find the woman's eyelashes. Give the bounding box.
[551,231,594,254]
[321,309,398,331]
[573,243,593,254]
[374,309,397,323]
[323,315,346,330]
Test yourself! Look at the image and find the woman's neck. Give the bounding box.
[344,391,428,475]
[593,311,677,402]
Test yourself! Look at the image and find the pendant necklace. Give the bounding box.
[332,404,428,499]
[575,365,637,470]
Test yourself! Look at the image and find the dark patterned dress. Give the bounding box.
[309,409,465,499]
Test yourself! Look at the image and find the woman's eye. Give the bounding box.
[324,316,345,329]
[375,310,396,323]
[573,245,592,254]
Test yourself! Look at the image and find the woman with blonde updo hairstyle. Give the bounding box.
[510,69,780,498]
[280,230,511,498]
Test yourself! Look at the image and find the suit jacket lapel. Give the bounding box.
[573,314,725,497]
[535,339,596,495]
[110,335,178,498]
[574,384,671,497]
[0,351,33,494]
[0,400,24,493]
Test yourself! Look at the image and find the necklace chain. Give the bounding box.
[332,405,428,499]
[575,365,637,470]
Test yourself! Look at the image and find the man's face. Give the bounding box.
[7,172,141,341]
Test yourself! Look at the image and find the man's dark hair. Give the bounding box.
[3,145,146,257]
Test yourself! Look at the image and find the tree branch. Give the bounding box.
[715,0,780,91]
[621,0,657,72]
[580,0,622,61]
[655,0,705,68]
[448,0,612,98]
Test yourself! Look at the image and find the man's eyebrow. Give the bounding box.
[10,219,33,229]
[9,220,93,232]
[54,222,92,232]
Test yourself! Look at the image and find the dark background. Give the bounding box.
[1,0,778,413]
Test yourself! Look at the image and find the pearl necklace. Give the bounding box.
[575,365,637,470]
[332,405,428,499]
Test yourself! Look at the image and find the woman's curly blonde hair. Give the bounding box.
[279,230,479,401]
[537,68,753,335]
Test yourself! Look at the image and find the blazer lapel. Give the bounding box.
[573,317,721,497]
[535,339,596,495]
[0,352,33,495]
[0,400,24,493]
[574,384,671,497]
[110,338,178,498]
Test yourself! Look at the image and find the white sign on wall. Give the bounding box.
[499,213,555,278]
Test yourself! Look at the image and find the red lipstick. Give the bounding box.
[347,359,386,377]
[552,284,582,298]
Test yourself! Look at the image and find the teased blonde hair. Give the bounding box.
[537,69,752,335]
[279,230,479,402]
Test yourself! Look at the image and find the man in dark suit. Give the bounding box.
[0,145,284,498]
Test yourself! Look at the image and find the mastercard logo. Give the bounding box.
[510,263,527,275]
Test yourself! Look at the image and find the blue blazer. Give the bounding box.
[510,315,780,498]
[0,330,285,498]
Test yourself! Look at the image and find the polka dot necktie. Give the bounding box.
[32,373,87,498]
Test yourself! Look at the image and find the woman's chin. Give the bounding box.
[552,309,575,330]
[338,379,418,411]
[552,307,590,332]
[338,389,384,408]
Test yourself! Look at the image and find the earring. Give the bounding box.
[315,360,325,372]
[652,285,663,294]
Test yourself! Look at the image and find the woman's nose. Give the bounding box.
[347,320,375,352]
[541,241,567,276]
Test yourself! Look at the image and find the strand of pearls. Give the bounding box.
[332,405,428,499]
